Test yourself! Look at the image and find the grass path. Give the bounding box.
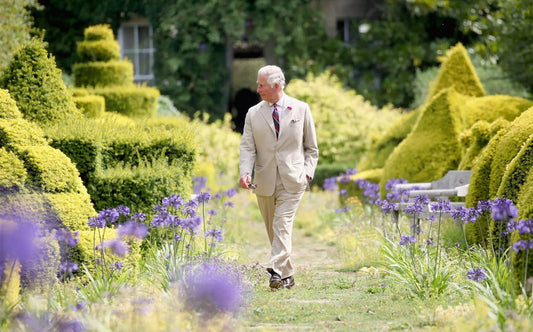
[231,191,435,331]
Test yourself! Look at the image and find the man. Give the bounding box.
[239,65,319,290]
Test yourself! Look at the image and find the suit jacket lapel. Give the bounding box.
[259,101,277,136]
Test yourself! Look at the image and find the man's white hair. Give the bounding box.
[258,65,286,89]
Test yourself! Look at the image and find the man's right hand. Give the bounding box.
[239,173,252,189]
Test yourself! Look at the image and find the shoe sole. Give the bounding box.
[269,280,283,289]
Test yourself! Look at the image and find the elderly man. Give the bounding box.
[239,65,319,290]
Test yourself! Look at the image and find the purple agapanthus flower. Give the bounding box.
[118,221,148,240]
[512,239,533,253]
[467,267,487,282]
[429,199,452,213]
[193,176,207,194]
[323,177,338,191]
[205,228,223,242]
[0,220,39,264]
[515,219,533,235]
[490,198,518,222]
[97,239,129,257]
[181,262,244,316]
[399,235,416,245]
[208,209,218,216]
[345,168,358,175]
[59,261,79,273]
[224,201,235,208]
[54,229,79,247]
[224,188,237,198]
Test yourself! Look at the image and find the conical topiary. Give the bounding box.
[0,39,82,125]
[380,88,462,192]
[426,43,486,103]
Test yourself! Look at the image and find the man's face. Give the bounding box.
[256,73,278,104]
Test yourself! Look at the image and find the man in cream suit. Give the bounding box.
[239,65,319,290]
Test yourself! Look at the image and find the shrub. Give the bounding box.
[489,107,533,198]
[0,89,22,119]
[459,95,533,130]
[497,134,533,202]
[73,61,134,87]
[285,72,402,165]
[357,109,420,171]
[458,120,491,170]
[380,88,462,192]
[0,39,82,125]
[426,43,485,103]
[73,95,105,118]
[89,85,160,117]
[76,39,120,63]
[0,148,27,192]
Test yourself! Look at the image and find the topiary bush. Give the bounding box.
[459,95,533,130]
[426,43,485,103]
[458,120,491,170]
[73,94,105,118]
[497,134,533,202]
[285,71,402,166]
[73,25,159,118]
[489,107,533,198]
[380,88,462,192]
[0,39,82,125]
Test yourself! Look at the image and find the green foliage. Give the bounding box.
[459,94,533,130]
[285,72,402,165]
[76,40,121,63]
[489,107,533,198]
[191,113,240,191]
[0,89,22,119]
[44,192,94,231]
[313,162,356,189]
[73,95,105,118]
[517,162,533,221]
[458,120,491,170]
[0,0,41,70]
[380,89,462,190]
[497,134,533,202]
[358,109,420,171]
[73,61,134,87]
[426,43,486,102]
[0,148,27,192]
[0,118,46,149]
[0,39,82,125]
[89,85,160,117]
[19,145,84,193]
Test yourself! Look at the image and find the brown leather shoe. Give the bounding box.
[282,276,295,289]
[269,272,283,289]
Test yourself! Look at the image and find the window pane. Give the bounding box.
[122,26,135,50]
[123,51,136,63]
[138,53,151,76]
[138,26,150,49]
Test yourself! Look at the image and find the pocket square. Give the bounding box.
[290,119,301,123]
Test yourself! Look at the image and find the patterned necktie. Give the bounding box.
[272,104,280,138]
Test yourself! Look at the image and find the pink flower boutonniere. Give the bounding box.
[287,106,293,110]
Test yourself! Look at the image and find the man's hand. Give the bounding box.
[239,173,252,189]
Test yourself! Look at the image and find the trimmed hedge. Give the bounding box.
[464,122,509,245]
[497,134,533,202]
[459,95,533,130]
[73,95,105,118]
[489,107,533,198]
[90,85,160,117]
[19,145,85,193]
[357,108,420,172]
[0,148,27,192]
[77,39,121,62]
[426,43,485,102]
[458,120,491,170]
[380,88,462,192]
[83,24,115,41]
[73,61,134,87]
[0,40,82,125]
[0,118,47,149]
[0,89,22,119]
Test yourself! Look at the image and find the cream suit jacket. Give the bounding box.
[239,95,319,196]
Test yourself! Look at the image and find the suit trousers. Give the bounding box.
[256,170,305,279]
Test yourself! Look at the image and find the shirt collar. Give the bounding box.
[270,93,285,108]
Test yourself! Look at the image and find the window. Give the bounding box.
[118,19,155,85]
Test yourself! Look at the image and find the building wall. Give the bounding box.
[319,0,384,38]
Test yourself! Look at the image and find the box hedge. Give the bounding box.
[0,39,82,125]
[77,39,121,62]
[73,61,134,87]
[0,148,27,192]
[73,95,105,118]
[497,134,533,202]
[458,120,491,170]
[0,89,22,119]
[459,95,533,130]
[89,85,160,117]
[489,107,533,198]
[380,88,462,193]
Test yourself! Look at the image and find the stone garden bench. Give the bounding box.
[393,170,472,217]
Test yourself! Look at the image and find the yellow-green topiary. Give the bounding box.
[0,40,82,125]
[73,95,106,118]
[497,134,533,202]
[464,121,509,245]
[380,88,462,192]
[459,95,533,130]
[426,43,486,103]
[358,109,421,171]
[458,120,491,170]
[489,107,533,198]
[0,147,27,192]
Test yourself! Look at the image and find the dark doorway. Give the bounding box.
[233,88,260,134]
